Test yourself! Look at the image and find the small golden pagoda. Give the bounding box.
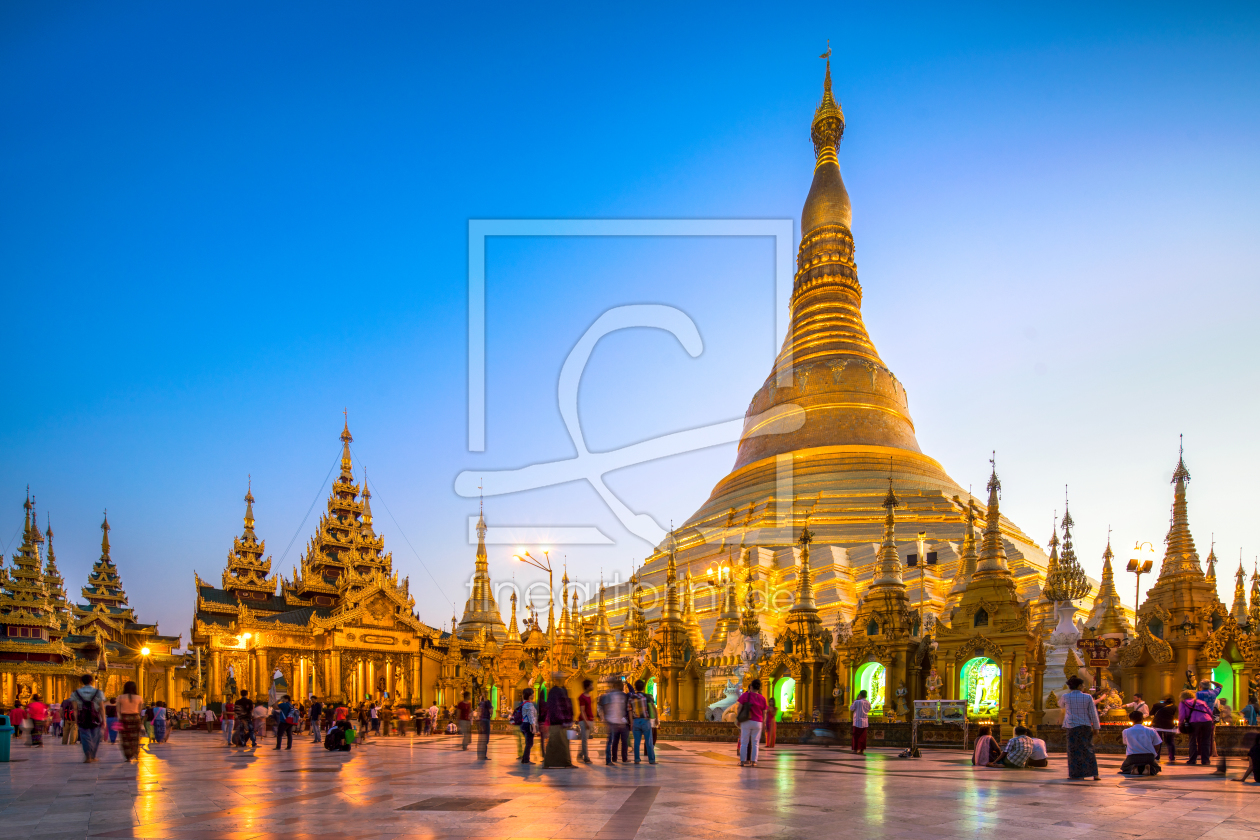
[934,459,1046,737]
[456,504,506,642]
[1085,537,1133,637]
[191,420,448,707]
[1119,444,1255,709]
[0,494,77,705]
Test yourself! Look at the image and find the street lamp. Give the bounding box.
[141,647,151,656]
[514,549,554,643]
[1126,542,1155,612]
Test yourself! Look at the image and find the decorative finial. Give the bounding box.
[819,40,831,61]
[1172,434,1191,484]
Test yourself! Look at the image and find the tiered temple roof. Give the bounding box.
[0,494,71,657]
[221,481,275,595]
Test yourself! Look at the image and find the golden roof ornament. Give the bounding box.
[1205,537,1217,587]
[1157,436,1204,581]
[811,43,845,165]
[872,476,905,588]
[1249,559,1260,628]
[1086,533,1131,636]
[738,564,761,638]
[1042,489,1090,602]
[973,454,1012,579]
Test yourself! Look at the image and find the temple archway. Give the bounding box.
[961,657,1000,717]
[854,662,885,713]
[774,676,796,721]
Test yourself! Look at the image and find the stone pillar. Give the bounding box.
[330,651,342,701]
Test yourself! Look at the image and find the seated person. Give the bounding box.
[997,727,1035,769]
[1120,710,1162,775]
[972,726,1001,766]
[323,721,354,752]
[1027,734,1049,768]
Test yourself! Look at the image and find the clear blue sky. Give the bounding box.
[3,3,1259,643]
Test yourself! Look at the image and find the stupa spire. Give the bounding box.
[792,514,817,610]
[1205,537,1217,588]
[1086,532,1131,635]
[1249,560,1260,628]
[973,455,1010,579]
[1156,437,1204,581]
[873,477,904,587]
[1231,552,1249,625]
[222,481,273,593]
[505,590,521,643]
[339,410,354,480]
[457,498,504,642]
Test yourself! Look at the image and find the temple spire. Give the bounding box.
[100,510,111,559]
[1205,537,1217,588]
[873,477,904,587]
[973,455,1010,579]
[1231,552,1249,625]
[1249,560,1260,628]
[792,514,817,610]
[1157,437,1204,581]
[1086,533,1131,635]
[339,411,354,480]
[505,591,521,643]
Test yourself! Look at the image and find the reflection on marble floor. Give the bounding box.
[2,732,1258,840]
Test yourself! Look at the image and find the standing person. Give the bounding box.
[26,695,47,747]
[543,678,574,768]
[234,691,254,747]
[764,694,778,749]
[9,703,24,742]
[476,694,492,760]
[629,680,657,765]
[736,678,767,767]
[274,695,294,750]
[222,699,236,746]
[250,700,267,749]
[456,692,472,751]
[152,702,168,744]
[1059,676,1101,780]
[1120,710,1162,776]
[72,674,106,763]
[1179,688,1216,766]
[49,702,62,739]
[104,697,119,744]
[309,697,324,743]
[1150,695,1179,763]
[61,696,78,746]
[117,682,144,762]
[370,702,380,736]
[850,690,871,755]
[426,702,438,736]
[597,679,629,766]
[519,687,538,765]
[202,706,216,733]
[576,680,594,764]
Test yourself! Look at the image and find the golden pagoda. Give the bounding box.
[1230,555,1249,626]
[934,459,1047,737]
[602,54,1094,720]
[71,512,183,703]
[191,420,447,707]
[1085,537,1132,637]
[0,494,77,705]
[1119,444,1255,708]
[456,503,506,642]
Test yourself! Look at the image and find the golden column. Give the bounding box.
[165,666,176,707]
[209,650,222,703]
[255,648,268,698]
[411,654,421,705]
[330,650,341,700]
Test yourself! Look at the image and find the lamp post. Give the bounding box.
[514,549,554,645]
[1126,541,1155,613]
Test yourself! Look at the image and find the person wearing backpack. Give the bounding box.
[72,673,106,763]
[117,681,144,762]
[736,678,768,767]
[275,694,295,750]
[629,680,657,765]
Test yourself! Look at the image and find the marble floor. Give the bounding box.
[2,730,1258,840]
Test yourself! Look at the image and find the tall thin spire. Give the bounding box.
[339,411,354,480]
[100,510,111,559]
[973,454,1010,578]
[1157,437,1204,581]
[1087,533,1131,635]
[1205,537,1217,588]
[1231,552,1249,625]
[948,499,980,598]
[792,514,817,610]
[873,477,904,587]
[1249,560,1260,628]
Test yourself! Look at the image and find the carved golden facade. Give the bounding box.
[0,495,182,707]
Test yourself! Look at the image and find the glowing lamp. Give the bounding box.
[141,647,151,656]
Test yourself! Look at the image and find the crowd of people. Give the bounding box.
[962,676,1259,783]
[7,672,1256,783]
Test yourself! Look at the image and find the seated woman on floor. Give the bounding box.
[972,726,1001,766]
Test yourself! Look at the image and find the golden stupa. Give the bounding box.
[609,58,1091,638]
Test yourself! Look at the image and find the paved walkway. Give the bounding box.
[2,731,1258,840]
